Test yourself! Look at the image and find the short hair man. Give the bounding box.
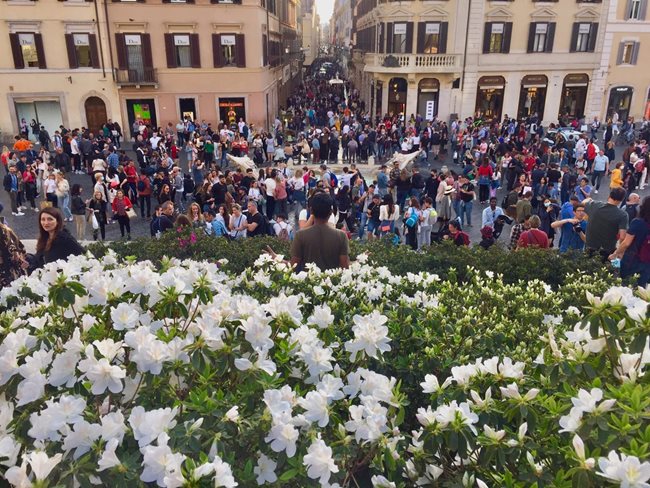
[583,187,628,260]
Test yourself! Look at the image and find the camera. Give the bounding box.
[573,222,583,233]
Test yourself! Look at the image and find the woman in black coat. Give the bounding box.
[35,207,83,267]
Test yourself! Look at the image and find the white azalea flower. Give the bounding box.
[371,475,396,487]
[308,304,335,329]
[265,421,299,457]
[62,420,102,459]
[128,406,178,448]
[303,435,339,485]
[344,311,392,361]
[483,425,506,442]
[254,453,277,485]
[97,438,122,472]
[298,391,329,427]
[26,451,63,481]
[597,451,650,487]
[5,460,29,487]
[77,345,125,395]
[0,434,21,467]
[140,433,186,488]
[110,302,141,331]
[193,456,238,487]
[559,408,583,433]
[572,434,595,470]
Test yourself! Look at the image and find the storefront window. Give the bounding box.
[219,98,246,127]
[388,77,407,116]
[607,86,633,121]
[418,78,439,121]
[559,74,589,122]
[517,75,547,121]
[475,76,505,120]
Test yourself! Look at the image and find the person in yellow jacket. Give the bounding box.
[610,162,624,189]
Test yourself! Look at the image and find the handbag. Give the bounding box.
[91,213,99,230]
[379,220,392,233]
[126,208,136,219]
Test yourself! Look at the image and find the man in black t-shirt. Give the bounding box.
[246,201,265,237]
[459,175,475,227]
[211,174,228,206]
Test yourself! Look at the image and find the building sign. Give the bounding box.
[491,23,504,34]
[578,23,591,34]
[478,76,506,89]
[73,34,89,46]
[18,34,34,46]
[394,23,407,35]
[125,35,141,46]
[521,74,548,88]
[133,103,152,125]
[174,35,190,46]
[535,24,547,34]
[220,35,236,46]
[425,23,440,35]
[564,73,589,87]
[425,101,436,120]
[218,98,246,126]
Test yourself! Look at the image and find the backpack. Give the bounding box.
[137,179,146,192]
[456,231,470,246]
[637,223,650,263]
[259,214,274,236]
[328,172,338,188]
[276,223,291,241]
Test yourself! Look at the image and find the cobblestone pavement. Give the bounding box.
[2,143,648,246]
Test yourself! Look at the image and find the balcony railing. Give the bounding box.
[115,68,158,86]
[363,53,461,73]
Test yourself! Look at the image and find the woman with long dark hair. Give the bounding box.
[35,207,83,267]
[111,189,133,240]
[335,185,355,232]
[610,196,650,286]
[88,190,107,241]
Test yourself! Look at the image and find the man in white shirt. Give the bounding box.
[150,132,162,150]
[482,197,505,228]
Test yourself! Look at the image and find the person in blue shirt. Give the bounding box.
[204,209,228,237]
[573,177,592,201]
[553,199,587,252]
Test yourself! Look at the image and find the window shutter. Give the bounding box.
[624,0,633,19]
[141,33,153,68]
[386,23,393,53]
[115,33,127,69]
[65,33,78,68]
[416,22,425,54]
[569,23,579,52]
[378,23,384,53]
[190,33,200,68]
[34,33,46,69]
[587,23,598,52]
[439,22,448,54]
[546,22,556,52]
[483,22,492,54]
[262,34,268,66]
[503,22,513,53]
[212,34,224,67]
[631,41,640,64]
[164,34,177,68]
[640,0,648,20]
[89,34,100,68]
[616,41,625,64]
[235,34,246,67]
[9,33,24,69]
[527,23,536,53]
[405,22,414,54]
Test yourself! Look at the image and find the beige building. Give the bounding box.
[0,0,120,141]
[596,0,649,121]
[302,0,321,67]
[350,0,609,126]
[107,0,301,136]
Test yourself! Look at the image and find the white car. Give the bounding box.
[543,129,585,146]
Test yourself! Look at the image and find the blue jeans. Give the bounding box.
[453,199,462,219]
[60,194,72,219]
[358,212,368,239]
[460,200,473,226]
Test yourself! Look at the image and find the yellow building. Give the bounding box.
[598,0,649,121]
[0,0,121,140]
[350,0,609,125]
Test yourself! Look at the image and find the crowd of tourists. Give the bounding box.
[1,59,650,286]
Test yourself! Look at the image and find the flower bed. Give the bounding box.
[87,231,613,288]
[0,253,647,487]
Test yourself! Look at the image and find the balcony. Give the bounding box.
[115,68,158,87]
[363,53,461,74]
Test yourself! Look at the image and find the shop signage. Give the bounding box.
[73,34,90,46]
[220,35,236,46]
[425,23,440,35]
[425,101,436,120]
[174,35,190,46]
[394,23,407,35]
[125,35,141,46]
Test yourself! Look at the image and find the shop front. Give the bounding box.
[517,75,547,121]
[218,98,246,127]
[125,98,157,136]
[607,86,633,122]
[387,77,407,116]
[559,74,589,122]
[475,76,505,121]
[14,98,63,140]
[417,78,440,121]
[179,98,197,121]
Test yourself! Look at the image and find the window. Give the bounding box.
[221,35,236,65]
[617,41,639,65]
[393,23,407,54]
[19,33,39,67]
[571,22,598,52]
[73,34,91,66]
[629,0,641,18]
[527,22,555,53]
[483,22,512,54]
[173,35,191,67]
[423,23,439,54]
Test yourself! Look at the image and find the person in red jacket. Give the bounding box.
[477,158,494,204]
[124,160,138,202]
[586,139,598,174]
[111,189,133,240]
[137,173,153,218]
[517,215,549,249]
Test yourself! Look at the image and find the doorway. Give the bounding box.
[388,77,407,116]
[84,96,108,134]
[607,86,633,121]
[179,98,196,121]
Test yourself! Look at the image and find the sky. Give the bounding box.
[316,0,335,24]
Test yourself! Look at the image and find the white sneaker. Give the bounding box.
[33,207,39,212]
[11,212,17,216]
[594,189,598,194]
[16,212,25,216]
